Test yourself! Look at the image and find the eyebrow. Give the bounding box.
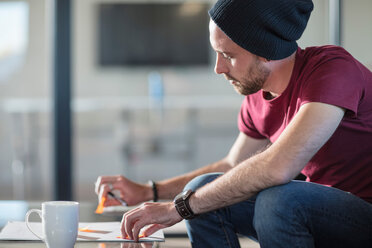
[215,50,233,56]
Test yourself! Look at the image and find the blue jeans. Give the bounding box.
[185,173,372,248]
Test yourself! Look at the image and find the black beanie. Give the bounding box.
[209,0,314,60]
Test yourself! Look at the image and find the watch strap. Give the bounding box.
[174,190,197,219]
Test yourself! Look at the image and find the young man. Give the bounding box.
[95,0,372,247]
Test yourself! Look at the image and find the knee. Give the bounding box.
[253,182,303,229]
[255,182,301,210]
[184,173,223,191]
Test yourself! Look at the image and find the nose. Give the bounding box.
[214,53,228,75]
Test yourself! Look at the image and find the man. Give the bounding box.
[95,0,372,247]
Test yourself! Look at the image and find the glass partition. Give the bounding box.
[0,0,52,201]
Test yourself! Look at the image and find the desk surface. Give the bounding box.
[0,201,189,248]
[0,238,195,248]
[0,241,160,248]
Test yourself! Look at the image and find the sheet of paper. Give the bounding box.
[0,221,164,242]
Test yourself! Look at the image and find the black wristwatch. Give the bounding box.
[173,189,197,219]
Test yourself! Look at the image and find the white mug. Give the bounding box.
[25,201,79,248]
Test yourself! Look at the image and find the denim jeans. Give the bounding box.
[184,173,372,248]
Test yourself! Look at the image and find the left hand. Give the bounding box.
[121,201,182,241]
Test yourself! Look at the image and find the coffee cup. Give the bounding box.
[25,201,79,248]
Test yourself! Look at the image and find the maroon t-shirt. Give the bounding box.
[238,45,372,203]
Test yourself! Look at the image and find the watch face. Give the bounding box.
[182,190,192,200]
[174,189,195,219]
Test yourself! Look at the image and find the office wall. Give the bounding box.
[342,0,372,68]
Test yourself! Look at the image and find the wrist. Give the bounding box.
[173,189,197,219]
[169,202,183,222]
[143,183,154,202]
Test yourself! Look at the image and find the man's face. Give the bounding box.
[209,20,270,96]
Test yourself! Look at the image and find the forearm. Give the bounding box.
[190,150,280,213]
[156,158,233,200]
[189,103,345,214]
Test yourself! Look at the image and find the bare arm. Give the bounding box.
[120,133,269,239]
[95,132,269,205]
[121,102,345,241]
[190,102,345,213]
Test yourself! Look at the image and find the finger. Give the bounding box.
[112,181,127,199]
[98,184,108,200]
[104,197,121,206]
[98,184,113,206]
[101,175,123,184]
[132,219,147,242]
[95,176,114,194]
[142,223,165,237]
[125,213,136,240]
[122,208,140,240]
[124,204,148,240]
[95,175,122,193]
[120,214,128,239]
[94,176,104,195]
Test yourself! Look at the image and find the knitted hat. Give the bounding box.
[209,0,314,60]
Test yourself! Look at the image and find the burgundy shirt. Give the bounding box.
[238,45,372,203]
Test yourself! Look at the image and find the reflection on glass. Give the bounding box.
[0,1,28,82]
[97,242,155,248]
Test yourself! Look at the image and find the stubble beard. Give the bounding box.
[228,58,270,96]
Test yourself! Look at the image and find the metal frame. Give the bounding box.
[53,0,73,200]
[329,0,342,46]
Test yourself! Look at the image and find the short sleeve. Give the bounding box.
[299,56,364,117]
[238,98,266,139]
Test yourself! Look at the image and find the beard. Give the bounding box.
[226,57,270,96]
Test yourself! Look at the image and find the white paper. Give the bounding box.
[0,221,164,242]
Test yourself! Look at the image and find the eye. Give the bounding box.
[222,53,232,60]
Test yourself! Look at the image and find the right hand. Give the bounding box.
[95,175,152,206]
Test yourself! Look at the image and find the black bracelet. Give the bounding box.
[149,180,158,202]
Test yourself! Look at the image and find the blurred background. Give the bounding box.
[0,0,371,205]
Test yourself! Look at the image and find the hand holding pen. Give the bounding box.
[95,175,153,207]
[95,185,128,214]
[108,191,127,206]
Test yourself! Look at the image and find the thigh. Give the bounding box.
[255,181,372,248]
[229,197,258,241]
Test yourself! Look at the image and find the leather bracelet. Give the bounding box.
[148,180,158,202]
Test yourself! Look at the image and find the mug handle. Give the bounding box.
[25,209,44,241]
